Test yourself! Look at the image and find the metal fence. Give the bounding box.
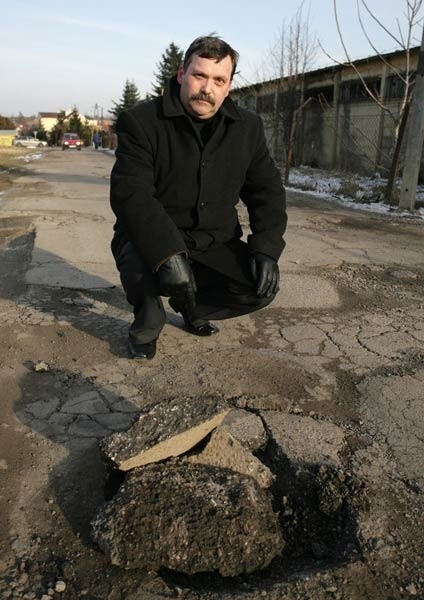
[262,104,409,179]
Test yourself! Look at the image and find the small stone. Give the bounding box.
[55,580,66,593]
[406,583,417,596]
[33,361,50,372]
[18,573,28,585]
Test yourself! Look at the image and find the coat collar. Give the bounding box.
[162,76,242,121]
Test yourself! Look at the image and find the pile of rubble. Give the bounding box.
[91,396,359,577]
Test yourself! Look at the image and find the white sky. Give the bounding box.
[2,0,423,117]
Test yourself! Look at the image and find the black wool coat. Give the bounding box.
[110,77,287,284]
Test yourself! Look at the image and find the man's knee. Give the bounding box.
[229,282,277,310]
[246,291,277,311]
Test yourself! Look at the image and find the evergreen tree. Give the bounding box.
[152,42,183,96]
[49,111,67,146]
[110,79,141,120]
[34,121,48,141]
[81,118,93,147]
[67,107,84,137]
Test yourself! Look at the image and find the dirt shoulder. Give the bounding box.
[0,149,423,599]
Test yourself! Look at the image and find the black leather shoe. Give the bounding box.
[128,339,157,359]
[169,298,219,337]
[183,321,219,336]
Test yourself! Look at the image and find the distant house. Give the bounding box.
[38,112,59,133]
[38,111,114,133]
[0,129,17,147]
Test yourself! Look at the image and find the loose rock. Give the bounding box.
[33,360,50,372]
[55,580,66,592]
[188,425,274,488]
[92,461,284,576]
[220,408,267,452]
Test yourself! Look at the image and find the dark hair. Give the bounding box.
[183,35,239,79]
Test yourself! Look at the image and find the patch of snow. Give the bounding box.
[288,167,424,222]
[17,153,43,163]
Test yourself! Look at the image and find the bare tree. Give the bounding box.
[242,3,317,183]
[322,0,424,204]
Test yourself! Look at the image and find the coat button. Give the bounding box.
[201,160,208,168]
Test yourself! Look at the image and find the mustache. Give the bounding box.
[191,93,215,105]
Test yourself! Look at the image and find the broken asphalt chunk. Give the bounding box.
[99,396,230,470]
[188,409,274,488]
[261,412,345,468]
[92,461,284,576]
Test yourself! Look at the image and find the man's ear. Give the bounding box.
[177,66,184,84]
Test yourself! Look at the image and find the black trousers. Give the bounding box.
[114,241,275,344]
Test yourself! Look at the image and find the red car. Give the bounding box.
[61,133,82,150]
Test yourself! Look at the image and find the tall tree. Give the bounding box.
[81,118,94,147]
[49,111,67,146]
[34,121,48,141]
[152,42,183,96]
[256,3,317,183]
[67,107,84,137]
[110,79,141,120]
[323,0,423,205]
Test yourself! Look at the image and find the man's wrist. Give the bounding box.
[154,252,188,272]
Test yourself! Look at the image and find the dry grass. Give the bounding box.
[0,147,32,192]
[0,146,31,171]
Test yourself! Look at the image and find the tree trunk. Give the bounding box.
[284,98,313,184]
[385,101,410,204]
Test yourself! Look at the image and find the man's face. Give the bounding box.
[177,54,233,120]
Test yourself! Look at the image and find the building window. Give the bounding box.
[387,75,406,99]
[304,86,334,104]
[256,93,275,113]
[340,78,381,103]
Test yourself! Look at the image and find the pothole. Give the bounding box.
[92,395,366,577]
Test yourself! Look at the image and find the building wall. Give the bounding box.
[231,47,422,179]
[0,130,16,147]
[39,117,57,133]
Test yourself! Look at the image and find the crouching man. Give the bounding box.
[110,35,287,359]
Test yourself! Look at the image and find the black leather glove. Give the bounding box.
[157,254,197,299]
[249,252,280,298]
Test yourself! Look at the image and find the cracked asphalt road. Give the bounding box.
[0,148,424,599]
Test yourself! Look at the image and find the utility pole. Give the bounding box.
[399,23,424,211]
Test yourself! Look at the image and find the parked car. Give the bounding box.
[13,136,47,148]
[61,133,82,150]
